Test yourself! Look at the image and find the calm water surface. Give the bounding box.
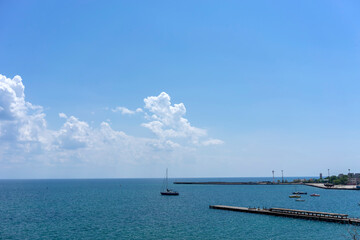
[0,178,359,239]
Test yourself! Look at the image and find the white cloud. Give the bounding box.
[0,74,223,171]
[55,115,91,149]
[202,138,224,146]
[112,106,136,115]
[110,92,221,146]
[0,74,47,143]
[142,92,216,145]
[59,112,67,118]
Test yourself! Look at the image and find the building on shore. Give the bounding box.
[337,173,360,185]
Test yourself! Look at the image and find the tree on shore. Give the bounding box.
[326,175,348,185]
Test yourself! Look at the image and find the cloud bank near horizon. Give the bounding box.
[0,74,223,167]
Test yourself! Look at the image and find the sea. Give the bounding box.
[0,177,359,239]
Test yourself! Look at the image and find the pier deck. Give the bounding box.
[209,205,360,225]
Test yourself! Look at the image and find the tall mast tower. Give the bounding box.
[272,170,275,183]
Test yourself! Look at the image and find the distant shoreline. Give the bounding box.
[304,183,360,190]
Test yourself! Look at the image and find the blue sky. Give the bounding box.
[1,0,360,178]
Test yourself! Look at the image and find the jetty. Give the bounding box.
[174,181,360,190]
[174,181,301,185]
[209,205,360,225]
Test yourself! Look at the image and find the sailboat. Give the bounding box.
[160,168,179,196]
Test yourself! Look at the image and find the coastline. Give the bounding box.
[304,183,360,190]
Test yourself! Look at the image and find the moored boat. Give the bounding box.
[160,168,179,196]
[293,191,307,195]
[296,199,305,202]
[289,195,301,198]
[161,189,179,195]
[310,193,320,197]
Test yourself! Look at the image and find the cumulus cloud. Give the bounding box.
[0,74,223,168]
[141,92,221,145]
[55,115,91,149]
[0,74,47,143]
[110,92,221,146]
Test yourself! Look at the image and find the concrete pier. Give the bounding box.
[209,205,360,225]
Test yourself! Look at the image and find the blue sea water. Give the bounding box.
[0,178,359,239]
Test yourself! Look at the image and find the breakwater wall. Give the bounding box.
[174,181,302,185]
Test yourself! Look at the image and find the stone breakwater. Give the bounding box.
[174,181,302,185]
[174,181,360,190]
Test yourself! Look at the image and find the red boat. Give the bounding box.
[310,193,320,197]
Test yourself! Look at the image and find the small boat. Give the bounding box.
[289,195,301,198]
[296,199,305,202]
[293,191,307,195]
[160,168,179,196]
[310,193,320,197]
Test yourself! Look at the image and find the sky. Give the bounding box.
[1,0,360,179]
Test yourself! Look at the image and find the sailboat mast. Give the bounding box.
[166,168,168,190]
